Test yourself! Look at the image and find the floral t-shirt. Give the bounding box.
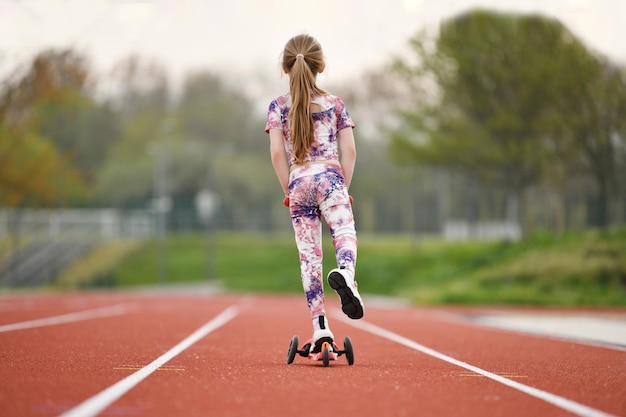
[265,93,355,167]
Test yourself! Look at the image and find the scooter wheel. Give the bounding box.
[287,335,299,364]
[344,336,354,366]
[322,344,331,367]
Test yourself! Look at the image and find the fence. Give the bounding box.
[0,209,154,241]
[443,220,522,241]
[0,209,154,287]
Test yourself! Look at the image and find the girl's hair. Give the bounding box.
[282,34,327,163]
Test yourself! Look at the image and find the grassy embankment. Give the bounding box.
[57,228,626,306]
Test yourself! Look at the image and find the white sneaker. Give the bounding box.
[312,316,334,353]
[328,267,364,319]
[312,328,334,352]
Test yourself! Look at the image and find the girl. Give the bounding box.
[265,34,364,352]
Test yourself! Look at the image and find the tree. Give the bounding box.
[390,10,610,235]
[94,56,171,206]
[0,126,83,207]
[95,65,272,222]
[0,49,91,129]
[556,60,626,227]
[177,71,273,207]
[0,49,91,207]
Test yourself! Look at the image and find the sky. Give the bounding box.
[1,0,625,96]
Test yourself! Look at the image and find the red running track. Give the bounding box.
[0,290,624,417]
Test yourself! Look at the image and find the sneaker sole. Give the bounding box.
[328,271,364,319]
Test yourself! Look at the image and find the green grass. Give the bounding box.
[58,228,626,306]
[433,229,626,306]
[56,239,142,288]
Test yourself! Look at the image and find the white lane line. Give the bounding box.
[0,304,134,333]
[333,312,618,417]
[59,305,239,417]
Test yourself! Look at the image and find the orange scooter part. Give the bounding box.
[309,341,338,365]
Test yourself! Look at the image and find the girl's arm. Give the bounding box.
[269,129,290,197]
[338,127,356,189]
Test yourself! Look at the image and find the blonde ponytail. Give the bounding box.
[282,35,327,163]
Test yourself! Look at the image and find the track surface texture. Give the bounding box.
[1,289,625,417]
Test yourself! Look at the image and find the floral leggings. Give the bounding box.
[288,163,357,320]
